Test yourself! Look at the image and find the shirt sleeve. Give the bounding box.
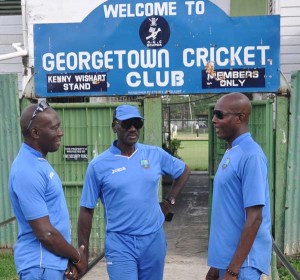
[241,154,268,208]
[13,169,49,220]
[80,162,100,208]
[159,147,185,179]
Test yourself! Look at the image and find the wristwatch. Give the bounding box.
[165,197,176,206]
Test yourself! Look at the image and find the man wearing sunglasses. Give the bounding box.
[206,93,272,280]
[78,104,190,280]
[8,102,86,280]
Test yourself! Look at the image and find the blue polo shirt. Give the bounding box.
[208,133,272,275]
[80,141,185,235]
[8,143,70,273]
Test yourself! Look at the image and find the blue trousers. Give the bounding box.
[19,267,66,280]
[105,227,167,280]
[219,267,262,280]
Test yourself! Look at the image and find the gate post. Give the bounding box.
[274,94,289,251]
[143,97,162,147]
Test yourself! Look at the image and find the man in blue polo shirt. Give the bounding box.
[9,101,86,280]
[206,93,272,280]
[78,104,190,280]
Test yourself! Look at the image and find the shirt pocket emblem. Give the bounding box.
[222,158,230,170]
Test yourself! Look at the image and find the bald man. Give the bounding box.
[8,101,86,280]
[206,93,272,280]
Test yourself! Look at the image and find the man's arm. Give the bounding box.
[166,164,190,200]
[161,165,190,216]
[206,267,219,280]
[29,216,86,274]
[77,206,94,275]
[223,205,263,279]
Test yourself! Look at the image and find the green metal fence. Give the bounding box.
[0,74,20,248]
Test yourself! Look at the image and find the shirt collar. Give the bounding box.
[109,140,139,155]
[232,132,251,147]
[22,142,44,158]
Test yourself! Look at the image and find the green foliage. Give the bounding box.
[162,139,182,159]
[0,252,18,280]
[278,255,300,280]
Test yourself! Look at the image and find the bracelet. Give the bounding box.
[72,250,81,265]
[226,268,239,278]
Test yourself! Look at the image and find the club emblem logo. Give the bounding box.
[222,158,230,170]
[139,16,170,49]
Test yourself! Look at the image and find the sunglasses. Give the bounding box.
[26,100,50,131]
[213,110,241,120]
[115,118,144,130]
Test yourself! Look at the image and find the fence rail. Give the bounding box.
[0,216,16,227]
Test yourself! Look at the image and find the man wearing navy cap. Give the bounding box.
[78,104,190,280]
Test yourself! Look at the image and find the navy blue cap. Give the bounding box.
[115,105,143,120]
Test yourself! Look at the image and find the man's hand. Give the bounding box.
[65,261,78,280]
[160,199,172,216]
[206,267,219,280]
[74,245,88,277]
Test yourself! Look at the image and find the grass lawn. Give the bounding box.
[177,140,208,171]
[0,251,18,280]
[278,254,300,279]
[177,132,208,141]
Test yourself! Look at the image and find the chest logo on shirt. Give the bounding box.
[112,166,126,174]
[222,158,230,170]
[49,171,55,179]
[140,159,150,169]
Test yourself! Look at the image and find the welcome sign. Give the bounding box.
[34,0,280,97]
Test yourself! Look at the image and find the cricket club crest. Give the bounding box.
[139,16,170,49]
[222,158,230,170]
